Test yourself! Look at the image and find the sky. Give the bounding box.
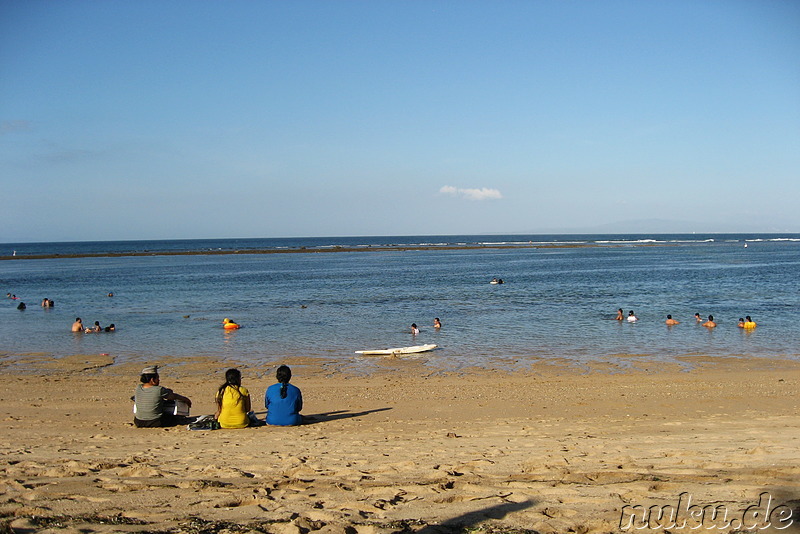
[1,0,799,242]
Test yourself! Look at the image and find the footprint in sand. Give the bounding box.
[116,464,164,478]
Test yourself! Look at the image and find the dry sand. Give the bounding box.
[0,353,798,534]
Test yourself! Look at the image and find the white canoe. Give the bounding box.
[355,344,437,356]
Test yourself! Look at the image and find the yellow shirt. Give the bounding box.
[743,321,757,329]
[217,385,250,428]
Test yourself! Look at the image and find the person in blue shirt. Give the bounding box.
[265,365,303,426]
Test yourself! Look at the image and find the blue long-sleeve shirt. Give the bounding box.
[264,382,303,426]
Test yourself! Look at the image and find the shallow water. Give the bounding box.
[2,234,799,371]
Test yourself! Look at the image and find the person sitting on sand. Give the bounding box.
[411,323,420,335]
[71,318,83,332]
[215,368,251,429]
[703,315,717,328]
[743,316,757,329]
[626,310,637,322]
[665,314,680,325]
[615,308,624,321]
[265,365,303,426]
[434,317,442,329]
[133,366,192,428]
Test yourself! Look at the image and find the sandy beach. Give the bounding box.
[0,353,798,534]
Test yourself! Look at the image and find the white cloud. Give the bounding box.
[440,185,502,201]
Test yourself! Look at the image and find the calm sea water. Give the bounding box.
[2,234,799,371]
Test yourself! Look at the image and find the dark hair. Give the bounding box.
[141,373,158,383]
[667,315,672,319]
[708,315,714,321]
[216,368,243,409]
[746,316,752,321]
[276,365,292,399]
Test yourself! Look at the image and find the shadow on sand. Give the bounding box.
[407,500,537,534]
[244,407,393,426]
[303,407,393,424]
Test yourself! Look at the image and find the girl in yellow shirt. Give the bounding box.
[215,368,251,428]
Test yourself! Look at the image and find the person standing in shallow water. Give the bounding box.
[264,365,303,426]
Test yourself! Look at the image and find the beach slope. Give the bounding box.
[0,355,798,533]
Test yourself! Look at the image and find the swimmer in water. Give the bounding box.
[626,310,637,322]
[743,316,757,329]
[85,321,102,333]
[615,308,624,321]
[665,314,680,325]
[411,323,419,335]
[223,318,240,330]
[433,318,442,329]
[702,315,717,328]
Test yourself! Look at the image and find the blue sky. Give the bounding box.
[1,0,798,241]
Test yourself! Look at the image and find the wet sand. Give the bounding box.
[0,353,798,533]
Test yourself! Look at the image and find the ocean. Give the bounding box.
[2,234,799,372]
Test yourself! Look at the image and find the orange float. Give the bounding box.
[222,318,240,330]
